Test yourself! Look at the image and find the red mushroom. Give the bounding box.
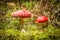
[11,9,31,30]
[36,16,48,23]
[36,16,48,31]
[11,10,31,18]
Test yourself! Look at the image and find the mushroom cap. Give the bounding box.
[36,16,48,23]
[22,10,31,18]
[11,10,31,18]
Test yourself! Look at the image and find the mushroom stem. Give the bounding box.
[38,23,47,30]
[19,18,24,30]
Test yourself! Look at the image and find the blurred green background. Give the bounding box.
[0,0,60,40]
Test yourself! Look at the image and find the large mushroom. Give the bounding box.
[11,9,31,30]
[36,16,48,31]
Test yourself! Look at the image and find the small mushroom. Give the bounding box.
[7,2,15,6]
[36,16,48,31]
[11,9,31,30]
[36,16,48,23]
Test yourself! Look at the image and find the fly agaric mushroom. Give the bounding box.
[12,10,31,18]
[36,16,48,31]
[36,16,48,23]
[11,9,31,30]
